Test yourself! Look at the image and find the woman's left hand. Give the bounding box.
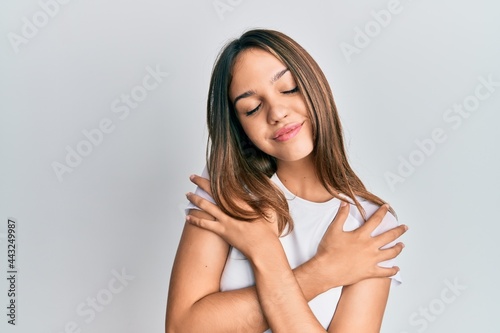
[185,174,280,259]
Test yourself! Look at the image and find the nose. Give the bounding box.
[267,103,288,124]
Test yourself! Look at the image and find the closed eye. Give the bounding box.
[244,87,298,116]
[245,104,261,116]
[283,86,298,94]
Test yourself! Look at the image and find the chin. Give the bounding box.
[276,149,314,163]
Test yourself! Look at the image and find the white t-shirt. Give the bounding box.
[185,166,402,331]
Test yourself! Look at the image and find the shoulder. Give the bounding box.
[346,196,399,236]
[185,165,215,215]
[346,196,404,285]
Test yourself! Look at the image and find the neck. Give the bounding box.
[276,156,333,203]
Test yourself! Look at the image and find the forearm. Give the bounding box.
[250,241,326,333]
[171,258,327,333]
[327,278,391,333]
[174,286,264,333]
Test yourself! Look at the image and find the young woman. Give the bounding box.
[165,29,408,332]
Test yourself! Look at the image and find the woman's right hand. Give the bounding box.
[312,202,408,289]
[184,175,281,261]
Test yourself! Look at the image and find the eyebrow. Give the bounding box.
[233,68,289,106]
[271,68,289,84]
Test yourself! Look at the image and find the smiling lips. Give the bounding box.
[273,122,304,142]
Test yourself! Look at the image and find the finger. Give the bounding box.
[186,214,224,235]
[189,174,252,211]
[358,204,390,234]
[189,174,213,197]
[371,265,401,279]
[329,201,351,232]
[186,192,224,221]
[376,242,405,262]
[373,224,408,248]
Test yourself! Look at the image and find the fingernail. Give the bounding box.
[341,201,347,207]
[185,216,191,222]
[401,243,405,248]
[185,192,191,198]
[189,174,195,180]
[404,224,409,231]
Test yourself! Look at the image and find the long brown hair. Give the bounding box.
[206,29,395,235]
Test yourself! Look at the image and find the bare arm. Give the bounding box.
[250,237,327,332]
[327,205,404,333]
[183,198,332,332]
[328,278,391,333]
[165,209,327,333]
[165,175,406,333]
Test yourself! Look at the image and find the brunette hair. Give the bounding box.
[206,29,395,234]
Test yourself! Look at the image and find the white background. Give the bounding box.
[1,0,499,332]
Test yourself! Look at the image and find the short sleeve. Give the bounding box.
[352,199,403,286]
[184,165,216,215]
[371,209,403,286]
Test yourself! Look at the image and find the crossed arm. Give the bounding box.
[165,176,406,333]
[165,211,328,333]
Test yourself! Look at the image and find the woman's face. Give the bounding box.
[229,48,314,163]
